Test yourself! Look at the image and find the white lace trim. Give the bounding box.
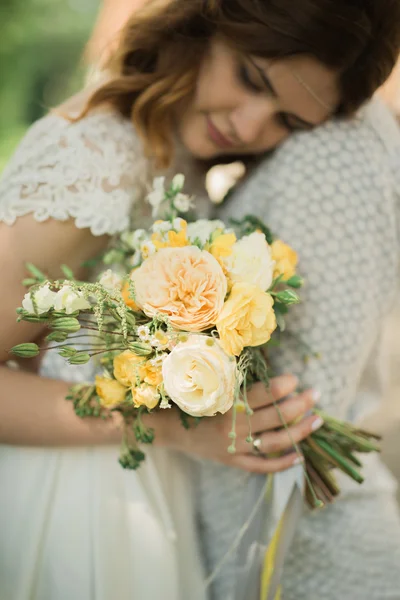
[0,111,151,236]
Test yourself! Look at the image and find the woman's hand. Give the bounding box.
[152,374,323,474]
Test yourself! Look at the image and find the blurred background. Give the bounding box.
[1,0,400,500]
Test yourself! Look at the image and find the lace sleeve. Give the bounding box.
[219,100,400,419]
[0,111,149,236]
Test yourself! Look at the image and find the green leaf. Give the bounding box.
[275,312,286,332]
[25,263,47,282]
[22,278,38,287]
[61,265,75,280]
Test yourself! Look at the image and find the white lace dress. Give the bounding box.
[0,110,211,600]
[198,98,400,600]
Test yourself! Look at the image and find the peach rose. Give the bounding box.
[216,282,277,356]
[132,246,227,331]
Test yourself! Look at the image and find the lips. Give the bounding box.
[206,116,234,149]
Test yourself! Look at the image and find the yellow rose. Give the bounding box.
[132,246,227,331]
[216,282,277,356]
[162,334,236,417]
[271,240,298,281]
[140,361,163,387]
[113,351,145,387]
[132,384,160,410]
[95,376,127,408]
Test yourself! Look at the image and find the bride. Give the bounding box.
[1,1,399,599]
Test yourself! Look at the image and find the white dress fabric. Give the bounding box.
[0,110,210,600]
[197,98,400,600]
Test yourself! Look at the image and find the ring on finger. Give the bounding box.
[252,437,263,454]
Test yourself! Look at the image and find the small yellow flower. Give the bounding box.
[95,376,127,408]
[216,282,277,356]
[113,351,145,387]
[271,240,298,281]
[206,231,237,264]
[131,384,160,410]
[151,221,189,249]
[140,361,163,387]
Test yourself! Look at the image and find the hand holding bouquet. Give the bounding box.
[12,175,380,508]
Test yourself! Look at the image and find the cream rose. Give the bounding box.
[216,282,277,356]
[132,246,227,331]
[162,334,236,417]
[99,269,122,292]
[224,231,275,290]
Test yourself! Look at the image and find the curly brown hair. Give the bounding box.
[82,0,400,167]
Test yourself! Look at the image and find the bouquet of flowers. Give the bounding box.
[12,175,380,509]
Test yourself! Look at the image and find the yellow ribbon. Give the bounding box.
[260,513,283,600]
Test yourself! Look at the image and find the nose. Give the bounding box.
[229,98,277,146]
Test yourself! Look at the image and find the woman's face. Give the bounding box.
[178,38,341,159]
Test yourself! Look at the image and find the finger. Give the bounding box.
[231,451,304,474]
[253,414,324,454]
[251,388,319,433]
[246,374,299,410]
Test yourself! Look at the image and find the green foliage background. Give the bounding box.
[0,0,100,171]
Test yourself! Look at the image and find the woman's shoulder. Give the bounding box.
[0,92,151,237]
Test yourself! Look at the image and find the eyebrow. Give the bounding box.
[249,57,316,130]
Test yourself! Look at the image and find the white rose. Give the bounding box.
[22,283,57,314]
[172,173,185,191]
[224,231,275,290]
[54,285,91,314]
[162,334,236,417]
[99,269,122,292]
[186,219,226,245]
[174,193,193,213]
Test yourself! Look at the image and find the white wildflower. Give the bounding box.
[54,285,91,314]
[137,325,151,342]
[121,229,147,250]
[172,217,186,231]
[147,177,166,217]
[140,240,157,259]
[152,220,173,234]
[174,193,193,213]
[186,219,226,245]
[172,173,185,192]
[22,283,57,315]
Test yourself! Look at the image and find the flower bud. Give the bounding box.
[171,173,185,192]
[11,343,40,358]
[68,353,91,365]
[58,347,77,358]
[274,290,300,305]
[128,342,153,356]
[51,317,81,333]
[46,331,69,343]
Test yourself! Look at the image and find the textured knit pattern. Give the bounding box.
[198,98,400,600]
